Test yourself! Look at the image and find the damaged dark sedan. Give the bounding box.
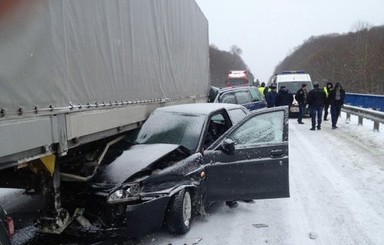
[64,103,290,238]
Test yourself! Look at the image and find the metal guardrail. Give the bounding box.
[342,104,384,132]
[345,93,384,112]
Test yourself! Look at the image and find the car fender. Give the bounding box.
[168,184,198,197]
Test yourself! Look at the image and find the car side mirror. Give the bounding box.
[220,138,235,154]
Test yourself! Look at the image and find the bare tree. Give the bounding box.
[230,45,243,56]
[273,24,384,94]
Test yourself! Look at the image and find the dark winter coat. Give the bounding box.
[307,87,326,107]
[328,87,346,106]
[275,88,294,107]
[266,91,278,108]
[295,88,307,104]
[263,87,270,97]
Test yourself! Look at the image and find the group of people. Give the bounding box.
[258,81,346,130]
[297,81,346,130]
[259,82,294,108]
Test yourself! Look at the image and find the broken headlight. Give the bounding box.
[127,183,140,196]
[107,183,140,204]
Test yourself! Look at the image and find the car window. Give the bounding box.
[227,110,284,145]
[249,87,264,101]
[211,113,225,124]
[136,111,205,152]
[220,93,237,104]
[210,112,231,134]
[204,113,231,149]
[227,108,248,124]
[235,91,252,104]
[278,81,313,93]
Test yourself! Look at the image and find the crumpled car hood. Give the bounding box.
[99,144,182,186]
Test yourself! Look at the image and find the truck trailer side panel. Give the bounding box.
[0,0,209,165]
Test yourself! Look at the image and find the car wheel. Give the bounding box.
[166,189,192,234]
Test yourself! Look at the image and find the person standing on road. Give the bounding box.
[275,86,294,108]
[323,82,333,121]
[328,82,345,129]
[295,83,308,124]
[307,81,326,130]
[264,83,274,97]
[258,82,266,96]
[266,84,278,107]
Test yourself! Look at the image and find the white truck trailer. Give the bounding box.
[0,0,209,234]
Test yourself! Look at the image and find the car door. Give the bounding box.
[203,106,289,202]
[234,90,256,111]
[248,87,267,110]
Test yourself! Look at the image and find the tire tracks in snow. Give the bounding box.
[289,119,384,244]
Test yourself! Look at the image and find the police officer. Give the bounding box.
[323,82,333,121]
[258,82,266,96]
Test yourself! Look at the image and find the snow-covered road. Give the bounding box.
[137,116,384,245]
[1,115,383,245]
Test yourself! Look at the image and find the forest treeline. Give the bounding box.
[209,25,384,94]
[209,45,252,87]
[274,25,384,94]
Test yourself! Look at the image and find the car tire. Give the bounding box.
[166,189,192,234]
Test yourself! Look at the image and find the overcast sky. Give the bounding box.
[195,0,384,83]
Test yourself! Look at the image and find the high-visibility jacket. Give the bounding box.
[258,86,265,95]
[323,87,330,97]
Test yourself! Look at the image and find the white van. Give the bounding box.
[269,70,313,117]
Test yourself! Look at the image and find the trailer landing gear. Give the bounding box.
[35,161,71,234]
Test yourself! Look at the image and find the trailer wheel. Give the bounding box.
[166,189,192,234]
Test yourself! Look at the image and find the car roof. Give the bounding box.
[155,103,247,116]
[218,85,256,93]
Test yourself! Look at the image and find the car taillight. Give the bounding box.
[6,216,14,237]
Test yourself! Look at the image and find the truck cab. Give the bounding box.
[225,70,253,87]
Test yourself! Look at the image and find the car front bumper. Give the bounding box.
[125,196,171,237]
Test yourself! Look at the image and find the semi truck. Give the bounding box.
[0,0,209,235]
[225,70,255,87]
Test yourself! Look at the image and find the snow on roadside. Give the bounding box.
[340,111,384,153]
